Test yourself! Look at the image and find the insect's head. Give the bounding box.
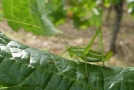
[66,46,76,57]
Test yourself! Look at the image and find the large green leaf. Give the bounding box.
[0,31,134,90]
[2,0,59,36]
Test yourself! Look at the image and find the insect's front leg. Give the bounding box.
[54,50,67,61]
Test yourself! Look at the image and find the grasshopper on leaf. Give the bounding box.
[66,26,113,64]
[56,26,113,79]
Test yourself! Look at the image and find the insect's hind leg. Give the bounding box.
[83,26,102,55]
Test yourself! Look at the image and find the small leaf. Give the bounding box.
[2,0,59,36]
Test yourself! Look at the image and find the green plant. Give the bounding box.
[2,0,59,36]
[0,30,134,90]
[1,0,103,32]
[2,0,134,31]
[0,1,134,89]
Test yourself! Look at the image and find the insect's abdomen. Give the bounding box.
[68,46,104,62]
[82,49,103,62]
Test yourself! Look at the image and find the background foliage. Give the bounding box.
[0,0,134,89]
[2,0,59,36]
[1,0,134,34]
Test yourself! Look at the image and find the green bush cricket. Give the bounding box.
[55,26,113,79]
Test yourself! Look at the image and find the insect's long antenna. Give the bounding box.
[42,18,71,60]
[0,17,63,36]
[52,29,69,49]
[0,18,46,30]
[1,17,69,49]
[60,38,69,48]
[0,17,68,46]
[42,18,69,49]
[0,17,69,49]
[41,18,63,34]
